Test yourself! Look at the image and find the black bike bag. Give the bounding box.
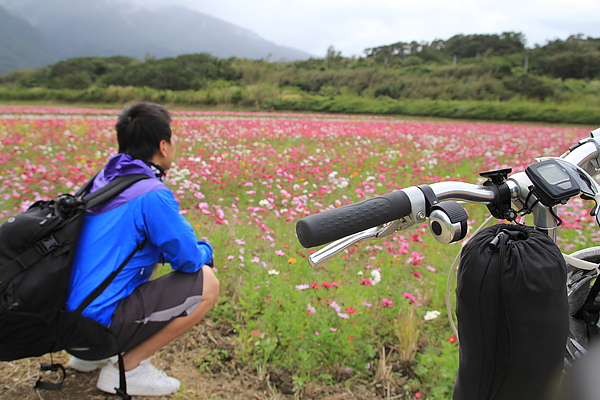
[453,223,568,400]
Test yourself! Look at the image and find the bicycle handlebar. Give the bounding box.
[296,190,411,248]
[297,181,499,248]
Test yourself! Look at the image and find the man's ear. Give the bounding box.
[157,139,169,157]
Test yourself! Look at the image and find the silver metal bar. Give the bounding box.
[429,181,496,203]
[308,226,382,266]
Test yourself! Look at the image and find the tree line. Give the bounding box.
[0,32,599,123]
[366,32,600,80]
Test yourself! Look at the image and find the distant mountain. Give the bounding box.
[0,0,314,75]
[0,5,58,74]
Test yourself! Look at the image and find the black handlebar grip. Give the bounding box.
[296,190,412,248]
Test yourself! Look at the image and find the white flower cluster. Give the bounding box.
[370,269,381,285]
[328,171,349,189]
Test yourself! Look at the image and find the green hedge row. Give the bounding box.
[266,95,600,125]
[0,86,598,125]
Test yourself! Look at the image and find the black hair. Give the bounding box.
[116,102,172,161]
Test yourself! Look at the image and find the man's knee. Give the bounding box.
[202,266,220,306]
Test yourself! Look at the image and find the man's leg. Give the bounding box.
[95,265,220,395]
[120,265,220,370]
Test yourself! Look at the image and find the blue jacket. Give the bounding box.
[66,154,213,326]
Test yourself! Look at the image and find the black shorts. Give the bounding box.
[70,268,204,359]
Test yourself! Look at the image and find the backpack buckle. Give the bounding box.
[36,236,59,255]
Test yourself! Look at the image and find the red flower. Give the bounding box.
[359,277,373,286]
[411,234,423,243]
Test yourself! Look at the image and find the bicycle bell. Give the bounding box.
[428,201,469,244]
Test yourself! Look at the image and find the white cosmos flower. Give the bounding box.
[370,269,381,285]
[424,310,442,321]
[259,199,270,208]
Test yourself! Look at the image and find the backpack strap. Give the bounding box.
[34,362,66,390]
[73,173,151,314]
[115,354,132,400]
[74,173,97,198]
[74,237,147,315]
[83,174,150,209]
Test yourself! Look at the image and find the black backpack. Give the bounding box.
[453,223,568,400]
[0,173,148,396]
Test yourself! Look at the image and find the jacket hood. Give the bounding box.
[92,154,156,192]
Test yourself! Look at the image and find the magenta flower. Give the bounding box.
[403,292,417,304]
[359,277,374,286]
[381,298,394,308]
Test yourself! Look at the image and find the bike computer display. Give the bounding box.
[525,159,581,207]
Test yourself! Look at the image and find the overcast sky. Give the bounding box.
[129,0,600,58]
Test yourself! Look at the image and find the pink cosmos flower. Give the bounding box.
[403,292,417,303]
[381,298,394,308]
[328,301,342,312]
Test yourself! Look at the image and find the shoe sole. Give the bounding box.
[97,382,180,396]
[97,371,180,396]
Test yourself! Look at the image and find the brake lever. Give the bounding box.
[307,218,409,266]
[308,226,382,266]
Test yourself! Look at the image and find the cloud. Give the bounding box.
[124,0,600,57]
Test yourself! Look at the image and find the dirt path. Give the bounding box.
[0,319,393,400]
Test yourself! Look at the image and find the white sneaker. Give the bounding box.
[67,356,118,372]
[96,358,181,396]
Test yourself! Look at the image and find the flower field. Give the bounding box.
[0,105,597,398]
